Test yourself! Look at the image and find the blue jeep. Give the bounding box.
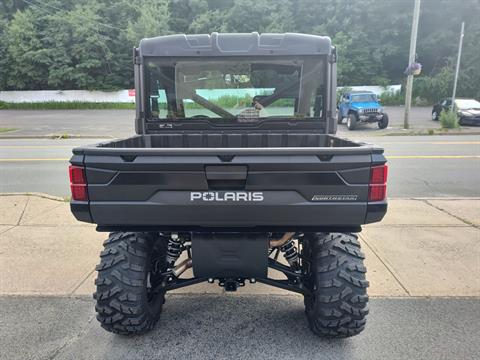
[338,91,389,130]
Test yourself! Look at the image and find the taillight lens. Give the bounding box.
[370,165,388,184]
[70,184,88,201]
[369,164,388,202]
[69,165,86,184]
[69,165,88,201]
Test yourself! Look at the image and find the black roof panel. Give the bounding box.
[139,32,332,57]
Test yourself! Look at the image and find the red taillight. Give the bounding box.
[69,165,88,201]
[370,165,388,184]
[69,165,86,184]
[70,184,88,201]
[369,184,387,202]
[369,165,388,202]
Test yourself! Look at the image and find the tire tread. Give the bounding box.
[304,233,369,338]
[94,232,167,335]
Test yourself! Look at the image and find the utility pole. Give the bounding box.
[451,22,465,112]
[403,0,421,129]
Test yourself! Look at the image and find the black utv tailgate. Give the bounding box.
[70,133,387,231]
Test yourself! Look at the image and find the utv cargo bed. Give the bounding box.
[70,132,387,231]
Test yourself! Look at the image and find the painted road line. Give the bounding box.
[0,158,70,162]
[387,155,480,159]
[0,146,72,149]
[369,141,480,145]
[428,141,480,145]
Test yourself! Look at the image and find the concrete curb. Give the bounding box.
[407,197,480,200]
[383,130,480,136]
[0,192,66,202]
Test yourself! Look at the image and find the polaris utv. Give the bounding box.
[69,33,388,338]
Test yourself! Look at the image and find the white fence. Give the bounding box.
[0,86,401,103]
[0,90,135,103]
[337,85,401,95]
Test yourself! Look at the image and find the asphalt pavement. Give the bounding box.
[0,109,134,138]
[0,295,478,360]
[0,135,478,197]
[0,107,473,138]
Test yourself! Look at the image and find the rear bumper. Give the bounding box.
[71,196,387,232]
[459,116,480,126]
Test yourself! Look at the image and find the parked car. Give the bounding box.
[338,91,389,130]
[432,98,480,126]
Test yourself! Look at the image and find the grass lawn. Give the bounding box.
[0,127,16,133]
[0,101,135,110]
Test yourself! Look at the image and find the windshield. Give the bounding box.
[351,94,376,103]
[456,99,480,110]
[145,57,326,122]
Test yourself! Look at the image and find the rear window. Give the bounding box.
[351,94,376,103]
[144,57,326,122]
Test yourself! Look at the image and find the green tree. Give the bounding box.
[189,9,228,33]
[0,0,479,97]
[0,17,9,89]
[168,0,191,33]
[4,9,49,89]
[127,0,170,44]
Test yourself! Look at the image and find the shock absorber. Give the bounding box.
[166,233,183,268]
[280,238,300,272]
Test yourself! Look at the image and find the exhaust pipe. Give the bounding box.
[269,232,295,248]
[172,258,192,277]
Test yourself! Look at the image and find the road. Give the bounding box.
[1,107,473,138]
[0,295,478,360]
[0,109,135,137]
[0,135,479,197]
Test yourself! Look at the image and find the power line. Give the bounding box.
[22,0,125,31]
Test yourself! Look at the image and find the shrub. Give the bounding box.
[439,110,459,129]
[413,66,454,103]
[379,91,404,106]
[413,97,430,106]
